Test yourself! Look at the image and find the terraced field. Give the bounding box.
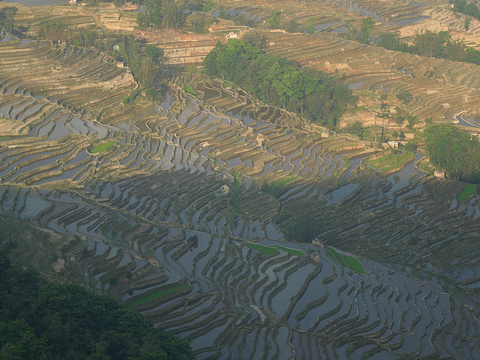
[2,30,480,360]
[213,0,431,33]
[258,29,480,123]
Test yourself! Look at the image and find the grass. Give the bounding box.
[247,243,304,256]
[223,80,234,88]
[185,85,197,95]
[458,183,476,203]
[247,243,278,256]
[272,245,305,256]
[90,140,115,154]
[128,280,189,308]
[263,177,298,195]
[367,150,414,172]
[325,247,366,274]
[232,171,241,190]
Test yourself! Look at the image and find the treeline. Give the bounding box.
[204,39,356,128]
[424,124,480,183]
[451,0,480,21]
[137,0,186,30]
[378,30,480,65]
[0,248,193,360]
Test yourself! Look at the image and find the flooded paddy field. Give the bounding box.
[0,38,480,359]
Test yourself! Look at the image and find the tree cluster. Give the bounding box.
[0,248,193,360]
[451,0,480,20]
[203,39,356,128]
[378,30,480,65]
[343,18,376,45]
[0,6,16,34]
[265,12,319,35]
[424,124,480,183]
[137,0,186,30]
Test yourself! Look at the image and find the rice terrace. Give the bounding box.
[1,0,480,358]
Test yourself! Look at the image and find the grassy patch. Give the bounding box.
[272,245,305,256]
[247,243,278,256]
[185,85,197,95]
[128,280,189,308]
[0,136,13,141]
[263,177,298,195]
[367,150,414,172]
[223,80,234,88]
[91,140,115,154]
[458,183,476,203]
[232,171,241,190]
[325,247,365,274]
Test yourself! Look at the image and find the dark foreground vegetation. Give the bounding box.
[204,38,356,128]
[0,248,193,360]
[424,124,480,183]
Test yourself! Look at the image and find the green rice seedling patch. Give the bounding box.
[272,177,298,189]
[458,183,476,203]
[367,150,413,172]
[326,247,365,274]
[263,177,298,195]
[128,280,189,308]
[223,80,234,88]
[0,136,13,141]
[232,171,241,190]
[380,151,414,172]
[91,140,115,154]
[272,245,305,256]
[185,85,197,95]
[247,243,278,256]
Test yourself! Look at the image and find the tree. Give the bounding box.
[378,33,400,50]
[465,15,471,31]
[268,11,282,29]
[412,31,445,58]
[286,19,299,33]
[396,89,413,104]
[360,18,375,44]
[0,7,16,34]
[38,19,68,41]
[0,248,194,360]
[423,124,480,182]
[303,17,317,34]
[145,44,163,64]
[445,38,467,61]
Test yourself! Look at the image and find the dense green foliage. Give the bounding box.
[424,124,480,183]
[0,249,193,360]
[343,18,375,45]
[451,0,480,20]
[38,19,68,41]
[204,39,356,128]
[284,213,326,243]
[0,6,16,34]
[378,30,480,65]
[137,0,186,30]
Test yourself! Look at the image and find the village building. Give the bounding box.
[434,171,446,179]
[226,32,239,40]
[387,140,399,149]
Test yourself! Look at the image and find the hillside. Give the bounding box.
[0,0,480,359]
